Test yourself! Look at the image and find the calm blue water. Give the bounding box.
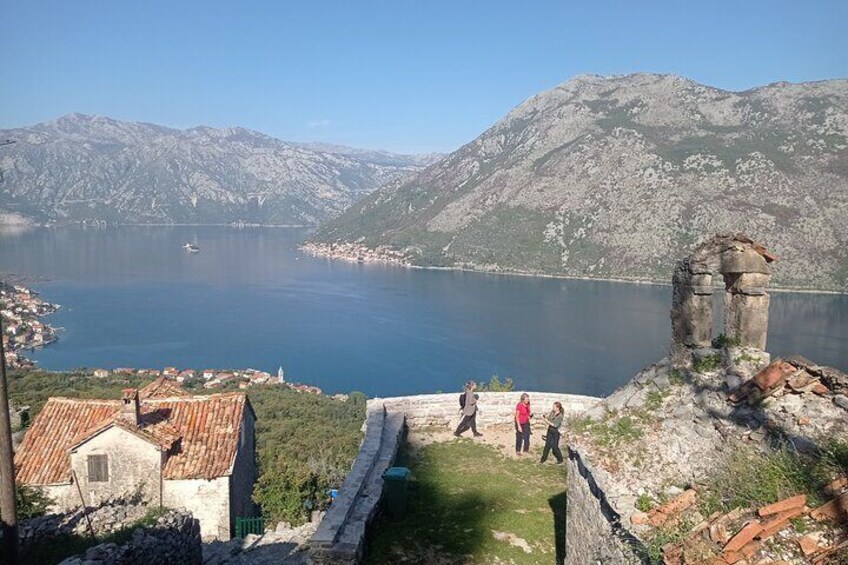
[1,226,846,397]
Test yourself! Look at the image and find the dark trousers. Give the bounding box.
[454,412,478,435]
[540,426,563,463]
[515,422,530,452]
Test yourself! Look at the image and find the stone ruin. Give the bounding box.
[670,233,777,363]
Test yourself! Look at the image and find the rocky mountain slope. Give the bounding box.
[312,74,848,291]
[0,114,432,225]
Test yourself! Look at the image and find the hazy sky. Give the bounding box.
[1,0,846,153]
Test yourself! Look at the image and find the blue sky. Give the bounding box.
[1,0,846,153]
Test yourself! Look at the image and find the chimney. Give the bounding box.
[121,389,140,426]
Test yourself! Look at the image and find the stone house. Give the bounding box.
[14,378,257,540]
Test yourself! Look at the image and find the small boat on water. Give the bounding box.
[182,242,200,253]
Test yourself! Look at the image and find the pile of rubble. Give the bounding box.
[645,484,848,564]
[18,498,150,544]
[202,515,323,565]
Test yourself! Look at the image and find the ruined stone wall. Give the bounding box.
[371,391,600,429]
[565,447,646,565]
[58,509,202,565]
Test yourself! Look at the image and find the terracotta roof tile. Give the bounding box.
[139,376,192,399]
[15,390,250,485]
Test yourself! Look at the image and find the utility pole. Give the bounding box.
[0,138,18,564]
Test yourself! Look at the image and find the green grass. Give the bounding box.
[366,439,567,564]
[692,353,723,373]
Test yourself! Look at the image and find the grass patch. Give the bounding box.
[692,353,723,374]
[669,370,686,386]
[635,493,654,513]
[366,439,567,564]
[711,333,741,349]
[699,441,847,517]
[644,390,669,411]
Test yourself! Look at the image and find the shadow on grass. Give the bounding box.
[548,491,567,565]
[365,479,490,564]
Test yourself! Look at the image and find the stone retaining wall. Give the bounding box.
[310,403,404,564]
[58,509,202,565]
[370,391,601,429]
[565,447,647,564]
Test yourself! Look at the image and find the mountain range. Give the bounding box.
[0,113,438,225]
[312,73,848,291]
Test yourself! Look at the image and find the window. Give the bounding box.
[87,454,108,482]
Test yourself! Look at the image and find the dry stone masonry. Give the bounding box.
[671,233,775,356]
[58,509,202,565]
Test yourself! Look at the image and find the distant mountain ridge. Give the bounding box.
[0,113,436,225]
[312,73,848,291]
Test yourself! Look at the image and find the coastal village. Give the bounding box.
[94,365,324,394]
[300,241,410,266]
[0,282,59,369]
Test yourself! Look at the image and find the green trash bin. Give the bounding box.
[382,466,411,518]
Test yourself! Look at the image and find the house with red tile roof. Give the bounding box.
[14,378,257,540]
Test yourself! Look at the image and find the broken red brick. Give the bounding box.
[719,550,746,564]
[756,506,807,539]
[739,539,762,558]
[811,382,830,396]
[648,489,698,527]
[797,416,810,425]
[724,520,763,552]
[657,489,698,515]
[630,512,650,526]
[797,534,823,556]
[787,371,816,391]
[825,476,848,496]
[752,360,796,392]
[810,492,848,523]
[757,494,806,517]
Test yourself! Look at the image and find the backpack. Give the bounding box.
[459,392,466,409]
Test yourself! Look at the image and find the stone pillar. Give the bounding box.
[670,261,713,348]
[720,250,771,350]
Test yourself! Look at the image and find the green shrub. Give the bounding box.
[635,493,654,513]
[711,333,741,348]
[692,354,723,373]
[16,485,53,519]
[476,375,515,392]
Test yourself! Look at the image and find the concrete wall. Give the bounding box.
[163,476,230,541]
[229,409,258,531]
[66,427,163,510]
[565,447,646,564]
[371,391,600,429]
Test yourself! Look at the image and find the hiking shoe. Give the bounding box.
[473,433,483,437]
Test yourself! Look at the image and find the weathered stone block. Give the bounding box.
[720,247,771,275]
[724,292,770,349]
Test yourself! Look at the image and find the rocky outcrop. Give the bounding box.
[565,237,848,564]
[313,74,848,291]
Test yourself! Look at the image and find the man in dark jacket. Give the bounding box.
[454,381,483,437]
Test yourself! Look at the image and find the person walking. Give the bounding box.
[454,381,483,437]
[514,393,532,456]
[540,401,565,464]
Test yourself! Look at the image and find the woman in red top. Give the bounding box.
[514,393,532,456]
